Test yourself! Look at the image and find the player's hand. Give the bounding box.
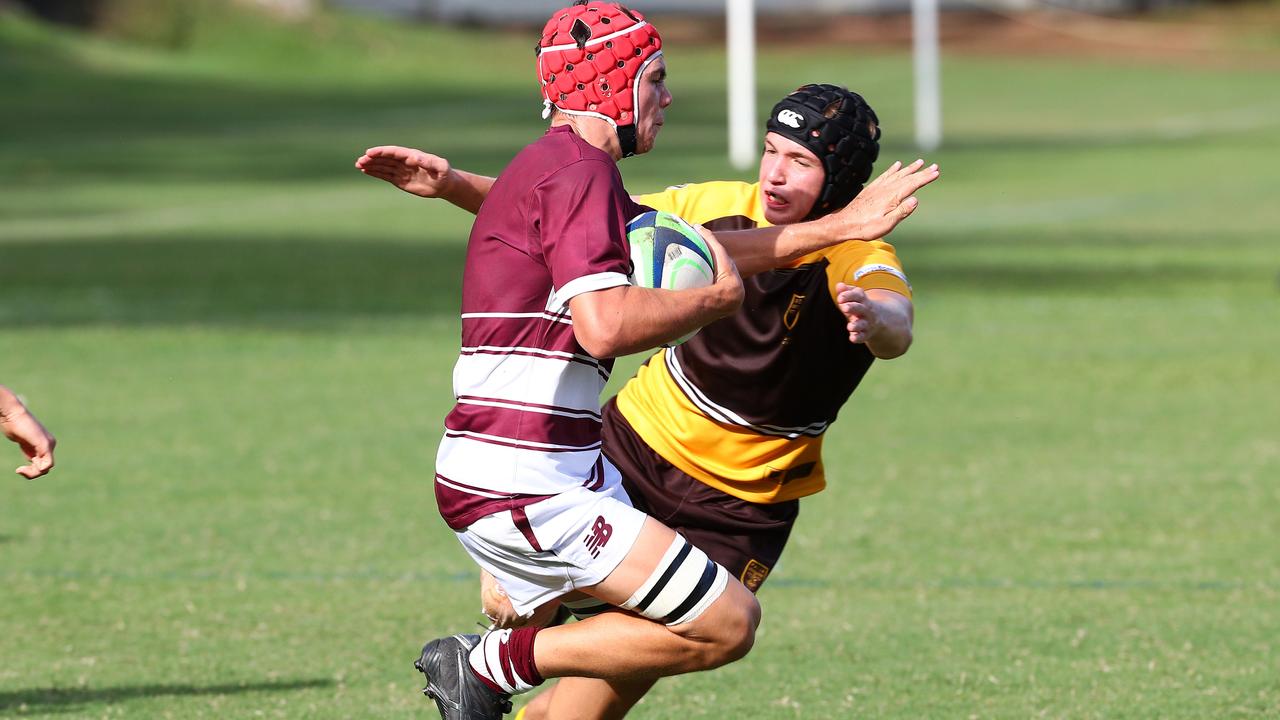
[1,404,56,479]
[830,159,940,242]
[354,146,454,198]
[696,225,744,316]
[480,570,560,629]
[836,282,883,345]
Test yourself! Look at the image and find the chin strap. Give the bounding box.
[617,124,638,159]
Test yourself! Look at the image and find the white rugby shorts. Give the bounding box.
[454,471,647,616]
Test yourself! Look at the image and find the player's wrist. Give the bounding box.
[831,211,870,243]
[711,278,744,315]
[434,168,460,199]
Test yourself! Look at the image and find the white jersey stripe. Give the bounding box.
[444,429,602,453]
[461,344,600,367]
[665,350,829,438]
[435,475,513,500]
[549,271,631,312]
[453,352,611,411]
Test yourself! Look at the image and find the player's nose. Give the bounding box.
[765,161,786,186]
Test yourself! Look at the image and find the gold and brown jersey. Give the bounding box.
[619,181,911,504]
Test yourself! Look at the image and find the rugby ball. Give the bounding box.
[625,210,717,346]
[625,211,716,292]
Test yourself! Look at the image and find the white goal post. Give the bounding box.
[725,0,942,167]
[726,0,757,170]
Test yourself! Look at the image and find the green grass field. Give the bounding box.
[2,4,1278,718]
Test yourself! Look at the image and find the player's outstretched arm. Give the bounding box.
[0,385,56,479]
[716,159,940,277]
[355,149,657,218]
[837,284,914,359]
[570,229,743,358]
[354,145,494,214]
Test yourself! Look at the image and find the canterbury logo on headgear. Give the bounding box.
[776,109,805,129]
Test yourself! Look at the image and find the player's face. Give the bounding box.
[758,133,825,225]
[634,58,672,155]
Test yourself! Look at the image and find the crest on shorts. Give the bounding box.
[740,559,771,592]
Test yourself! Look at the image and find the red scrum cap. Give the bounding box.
[536,1,663,157]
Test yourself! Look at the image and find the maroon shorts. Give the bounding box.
[601,397,798,593]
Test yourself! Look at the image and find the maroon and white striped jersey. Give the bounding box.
[435,126,647,530]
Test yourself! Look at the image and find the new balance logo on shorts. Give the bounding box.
[584,515,613,558]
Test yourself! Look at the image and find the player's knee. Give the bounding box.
[702,584,760,667]
[618,534,760,668]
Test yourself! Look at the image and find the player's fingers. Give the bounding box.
[861,161,900,193]
[896,158,926,180]
[15,463,40,479]
[894,196,920,220]
[363,166,413,184]
[356,155,402,171]
[362,146,394,160]
[899,164,940,196]
[873,160,902,185]
[364,145,411,159]
[420,154,449,173]
[361,158,417,174]
[836,284,866,303]
[881,159,921,186]
[697,225,735,278]
[32,452,53,473]
[837,295,865,311]
[841,302,870,319]
[358,168,398,183]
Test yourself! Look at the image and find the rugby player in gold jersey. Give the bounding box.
[358,83,930,719]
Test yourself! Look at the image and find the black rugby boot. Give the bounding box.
[414,634,512,720]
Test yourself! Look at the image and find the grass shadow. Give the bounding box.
[0,235,469,329]
[0,678,334,715]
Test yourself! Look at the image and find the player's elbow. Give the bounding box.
[570,289,630,358]
[870,329,912,360]
[573,320,624,359]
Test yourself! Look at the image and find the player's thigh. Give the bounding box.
[586,516,759,642]
[585,515,678,603]
[460,483,647,617]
